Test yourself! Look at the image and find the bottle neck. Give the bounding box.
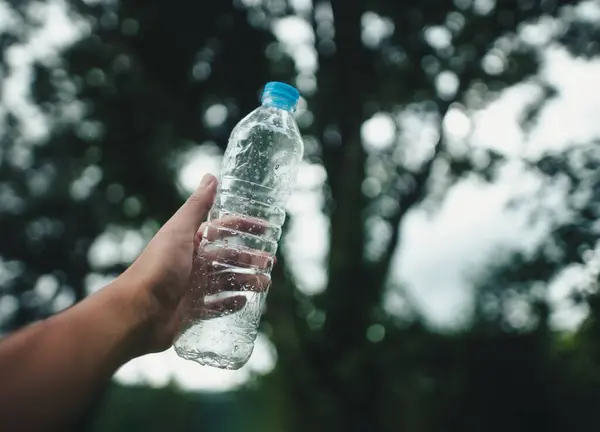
[261,96,295,112]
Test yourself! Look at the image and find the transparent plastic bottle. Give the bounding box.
[174,82,304,369]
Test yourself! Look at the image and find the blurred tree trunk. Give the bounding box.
[318,0,384,430]
[267,1,388,430]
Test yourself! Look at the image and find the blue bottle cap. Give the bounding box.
[261,82,300,111]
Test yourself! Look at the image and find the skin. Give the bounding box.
[0,174,271,431]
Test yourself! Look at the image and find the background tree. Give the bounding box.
[2,0,600,431]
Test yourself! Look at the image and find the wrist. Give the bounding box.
[98,276,158,360]
[109,268,178,356]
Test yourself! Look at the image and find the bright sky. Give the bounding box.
[2,0,600,391]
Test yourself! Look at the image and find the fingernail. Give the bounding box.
[200,174,215,188]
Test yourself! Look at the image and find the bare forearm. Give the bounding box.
[0,280,149,431]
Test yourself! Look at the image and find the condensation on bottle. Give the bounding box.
[174,82,304,369]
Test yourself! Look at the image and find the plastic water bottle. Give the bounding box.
[174,82,303,369]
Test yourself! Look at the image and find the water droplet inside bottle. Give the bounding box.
[275,164,280,170]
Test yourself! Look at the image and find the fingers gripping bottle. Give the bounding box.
[174,82,304,369]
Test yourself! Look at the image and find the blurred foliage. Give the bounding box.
[90,383,277,432]
[2,0,600,431]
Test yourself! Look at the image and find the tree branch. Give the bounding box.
[370,98,452,301]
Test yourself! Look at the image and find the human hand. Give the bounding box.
[119,174,272,355]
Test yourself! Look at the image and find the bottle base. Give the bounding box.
[173,320,257,370]
[174,346,248,370]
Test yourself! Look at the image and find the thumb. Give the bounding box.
[172,174,217,233]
